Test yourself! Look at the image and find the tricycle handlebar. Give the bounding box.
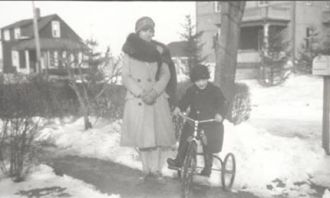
[179,114,216,123]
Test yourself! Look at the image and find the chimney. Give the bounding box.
[35,8,40,19]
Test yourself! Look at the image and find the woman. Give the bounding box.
[120,16,177,182]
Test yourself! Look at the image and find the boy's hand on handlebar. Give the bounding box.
[215,114,223,122]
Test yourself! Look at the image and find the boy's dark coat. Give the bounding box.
[179,82,227,153]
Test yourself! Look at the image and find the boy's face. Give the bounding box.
[194,79,208,90]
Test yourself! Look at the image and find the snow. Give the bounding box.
[0,164,119,198]
[324,189,330,198]
[1,73,330,197]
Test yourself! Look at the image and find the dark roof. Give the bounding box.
[1,14,57,32]
[167,41,189,57]
[2,14,84,47]
[12,38,87,51]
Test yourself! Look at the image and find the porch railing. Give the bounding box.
[238,50,261,63]
[243,6,290,22]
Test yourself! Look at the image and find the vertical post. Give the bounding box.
[32,1,41,73]
[195,2,199,34]
[25,50,30,73]
[291,1,296,69]
[263,23,269,54]
[323,76,330,154]
[214,1,229,86]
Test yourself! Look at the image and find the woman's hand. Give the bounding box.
[142,89,158,105]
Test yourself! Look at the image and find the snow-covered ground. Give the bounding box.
[0,164,119,198]
[1,73,330,198]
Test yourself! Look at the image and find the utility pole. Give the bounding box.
[215,1,246,100]
[291,1,296,70]
[32,1,41,73]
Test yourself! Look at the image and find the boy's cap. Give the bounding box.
[190,64,210,82]
[135,16,155,33]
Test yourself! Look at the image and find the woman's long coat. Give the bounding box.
[120,54,176,148]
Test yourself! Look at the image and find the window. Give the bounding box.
[54,51,58,67]
[49,51,54,67]
[4,30,10,41]
[49,51,59,67]
[11,50,19,68]
[214,1,221,13]
[62,51,67,59]
[52,21,61,38]
[20,51,26,69]
[14,28,21,39]
[69,53,75,66]
[61,51,67,66]
[78,52,82,63]
[306,27,312,49]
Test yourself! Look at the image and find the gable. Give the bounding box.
[49,15,84,43]
[0,14,83,43]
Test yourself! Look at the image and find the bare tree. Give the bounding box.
[60,39,120,130]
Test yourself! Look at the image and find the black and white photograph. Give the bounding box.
[0,1,329,198]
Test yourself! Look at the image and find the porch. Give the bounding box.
[11,38,87,74]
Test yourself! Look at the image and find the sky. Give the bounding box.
[0,1,196,57]
[1,73,330,198]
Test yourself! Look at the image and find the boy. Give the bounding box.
[167,64,227,177]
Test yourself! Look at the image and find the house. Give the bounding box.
[196,1,330,79]
[0,9,87,74]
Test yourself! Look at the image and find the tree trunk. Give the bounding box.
[214,1,246,102]
[65,63,93,130]
[70,82,92,130]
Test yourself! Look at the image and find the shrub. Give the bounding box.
[0,76,80,119]
[90,84,126,121]
[227,82,251,125]
[0,80,45,182]
[0,118,42,182]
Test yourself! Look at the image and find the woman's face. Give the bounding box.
[138,28,154,42]
[194,79,208,90]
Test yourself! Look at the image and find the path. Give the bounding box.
[43,152,260,198]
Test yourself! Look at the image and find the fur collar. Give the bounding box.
[122,33,161,63]
[122,33,178,107]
